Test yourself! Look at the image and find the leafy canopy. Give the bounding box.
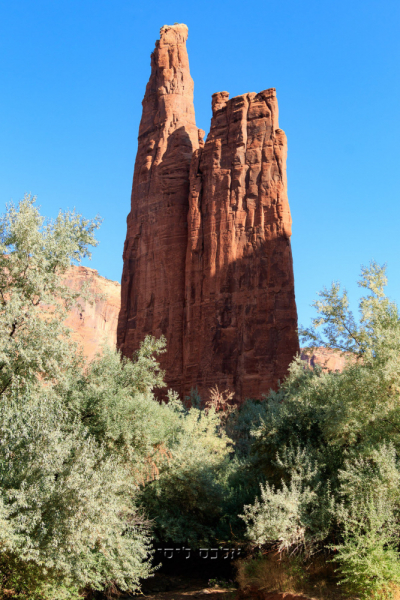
[242,262,400,598]
[0,197,158,599]
[0,390,153,600]
[0,194,101,395]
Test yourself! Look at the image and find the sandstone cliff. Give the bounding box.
[63,266,120,360]
[300,348,352,372]
[61,268,349,379]
[118,24,299,402]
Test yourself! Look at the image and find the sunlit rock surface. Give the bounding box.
[63,266,120,360]
[117,24,300,402]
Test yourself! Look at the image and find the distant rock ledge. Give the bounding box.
[63,265,121,361]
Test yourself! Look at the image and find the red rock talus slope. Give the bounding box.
[184,89,299,400]
[118,24,299,402]
[63,266,121,361]
[117,24,202,393]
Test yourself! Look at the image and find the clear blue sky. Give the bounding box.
[0,0,399,329]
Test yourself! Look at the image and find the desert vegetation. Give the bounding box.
[2,197,400,599]
[238,262,400,599]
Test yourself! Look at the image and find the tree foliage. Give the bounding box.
[6,194,400,598]
[139,397,232,545]
[0,196,253,597]
[0,391,152,600]
[242,263,400,598]
[0,194,101,395]
[60,338,167,462]
[0,197,156,598]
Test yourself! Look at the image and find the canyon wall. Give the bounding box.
[300,347,351,372]
[63,266,120,360]
[117,24,299,402]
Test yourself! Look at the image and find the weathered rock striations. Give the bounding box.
[62,270,346,377]
[118,24,299,402]
[117,24,202,393]
[183,89,299,400]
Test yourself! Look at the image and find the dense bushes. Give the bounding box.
[240,262,400,599]
[0,392,152,599]
[0,197,249,597]
[0,198,155,598]
[139,398,232,545]
[0,195,100,397]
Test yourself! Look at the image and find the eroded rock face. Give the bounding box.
[301,348,352,372]
[118,24,299,402]
[117,24,202,393]
[63,266,121,360]
[184,89,299,400]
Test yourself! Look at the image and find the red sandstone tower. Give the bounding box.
[117,24,201,393]
[118,25,299,402]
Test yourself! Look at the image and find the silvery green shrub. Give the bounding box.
[0,391,152,599]
[0,197,155,598]
[241,445,331,554]
[138,397,233,545]
[60,337,168,465]
[242,263,400,597]
[0,195,101,397]
[330,443,400,599]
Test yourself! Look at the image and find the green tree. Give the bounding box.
[139,397,232,545]
[60,338,167,462]
[299,261,400,450]
[0,194,101,395]
[331,444,400,599]
[0,197,156,599]
[241,262,400,598]
[0,391,153,600]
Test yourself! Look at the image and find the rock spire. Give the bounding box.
[117,24,202,393]
[118,25,299,402]
[183,89,299,399]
